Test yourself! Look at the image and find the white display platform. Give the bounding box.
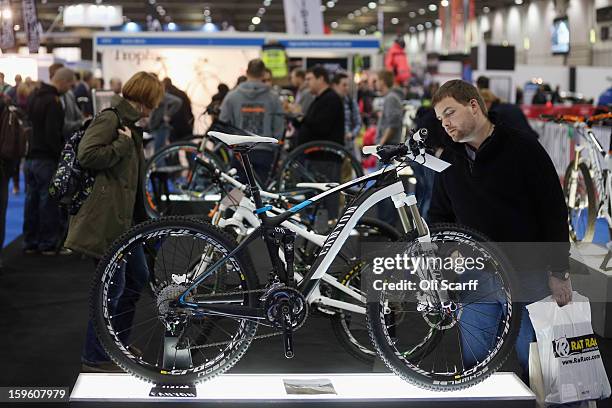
[70,372,534,403]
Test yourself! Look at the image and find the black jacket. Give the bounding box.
[428,125,569,273]
[298,88,344,146]
[26,82,65,161]
[489,102,539,140]
[166,84,194,142]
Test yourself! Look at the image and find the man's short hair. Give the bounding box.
[432,79,488,115]
[378,70,395,88]
[52,67,75,83]
[332,72,348,85]
[82,70,94,82]
[306,65,329,84]
[246,59,266,79]
[291,68,306,79]
[476,75,490,90]
[48,63,64,79]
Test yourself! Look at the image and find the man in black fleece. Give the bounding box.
[297,65,344,147]
[430,80,571,380]
[24,67,75,255]
[296,65,345,219]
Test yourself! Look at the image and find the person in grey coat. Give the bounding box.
[219,59,284,184]
[149,91,182,152]
[62,89,84,140]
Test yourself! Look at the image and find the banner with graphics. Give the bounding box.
[0,0,15,51]
[22,0,40,53]
[283,0,324,35]
[101,47,259,133]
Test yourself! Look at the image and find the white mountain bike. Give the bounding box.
[90,128,520,391]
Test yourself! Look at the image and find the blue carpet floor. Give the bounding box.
[3,174,24,248]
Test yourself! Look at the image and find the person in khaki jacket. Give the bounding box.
[64,72,164,372]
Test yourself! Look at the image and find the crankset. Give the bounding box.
[262,286,308,358]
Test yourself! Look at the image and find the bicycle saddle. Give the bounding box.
[208,131,278,146]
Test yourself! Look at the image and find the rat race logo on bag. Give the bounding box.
[552,334,599,358]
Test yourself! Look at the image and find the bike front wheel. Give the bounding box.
[366,224,520,391]
[563,160,596,242]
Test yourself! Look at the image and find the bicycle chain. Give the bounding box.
[187,287,284,350]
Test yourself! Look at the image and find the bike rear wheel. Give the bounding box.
[143,142,226,219]
[277,141,363,192]
[563,161,596,242]
[91,216,259,385]
[366,224,520,391]
[330,218,401,364]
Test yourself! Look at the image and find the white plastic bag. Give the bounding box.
[527,292,611,405]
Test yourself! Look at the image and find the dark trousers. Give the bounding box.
[23,159,60,251]
[83,246,150,363]
[0,163,10,256]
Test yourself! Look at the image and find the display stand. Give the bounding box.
[570,242,612,337]
[70,372,534,407]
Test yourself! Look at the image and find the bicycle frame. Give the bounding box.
[176,150,430,322]
[573,125,612,228]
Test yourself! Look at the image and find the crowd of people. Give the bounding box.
[0,57,574,382]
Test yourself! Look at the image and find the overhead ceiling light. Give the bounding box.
[359,28,366,35]
[13,24,19,30]
[203,22,218,32]
[429,4,437,11]
[368,2,377,9]
[203,9,211,16]
[348,13,354,19]
[483,6,490,13]
[258,7,266,14]
[514,0,523,4]
[409,26,416,32]
[409,11,416,17]
[417,24,424,30]
[252,16,261,24]
[361,6,368,12]
[331,21,338,28]
[320,5,326,11]
[418,8,426,15]
[391,17,399,24]
[327,1,335,8]
[354,9,361,16]
[167,22,177,30]
[441,0,449,7]
[425,21,432,28]
[435,18,441,25]
[248,24,255,31]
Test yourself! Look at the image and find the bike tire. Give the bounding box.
[143,142,226,219]
[563,161,596,243]
[366,223,520,391]
[330,217,401,364]
[91,216,259,385]
[276,141,363,192]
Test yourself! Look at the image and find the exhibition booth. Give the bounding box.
[92,32,381,133]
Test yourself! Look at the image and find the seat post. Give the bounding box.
[238,150,265,209]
